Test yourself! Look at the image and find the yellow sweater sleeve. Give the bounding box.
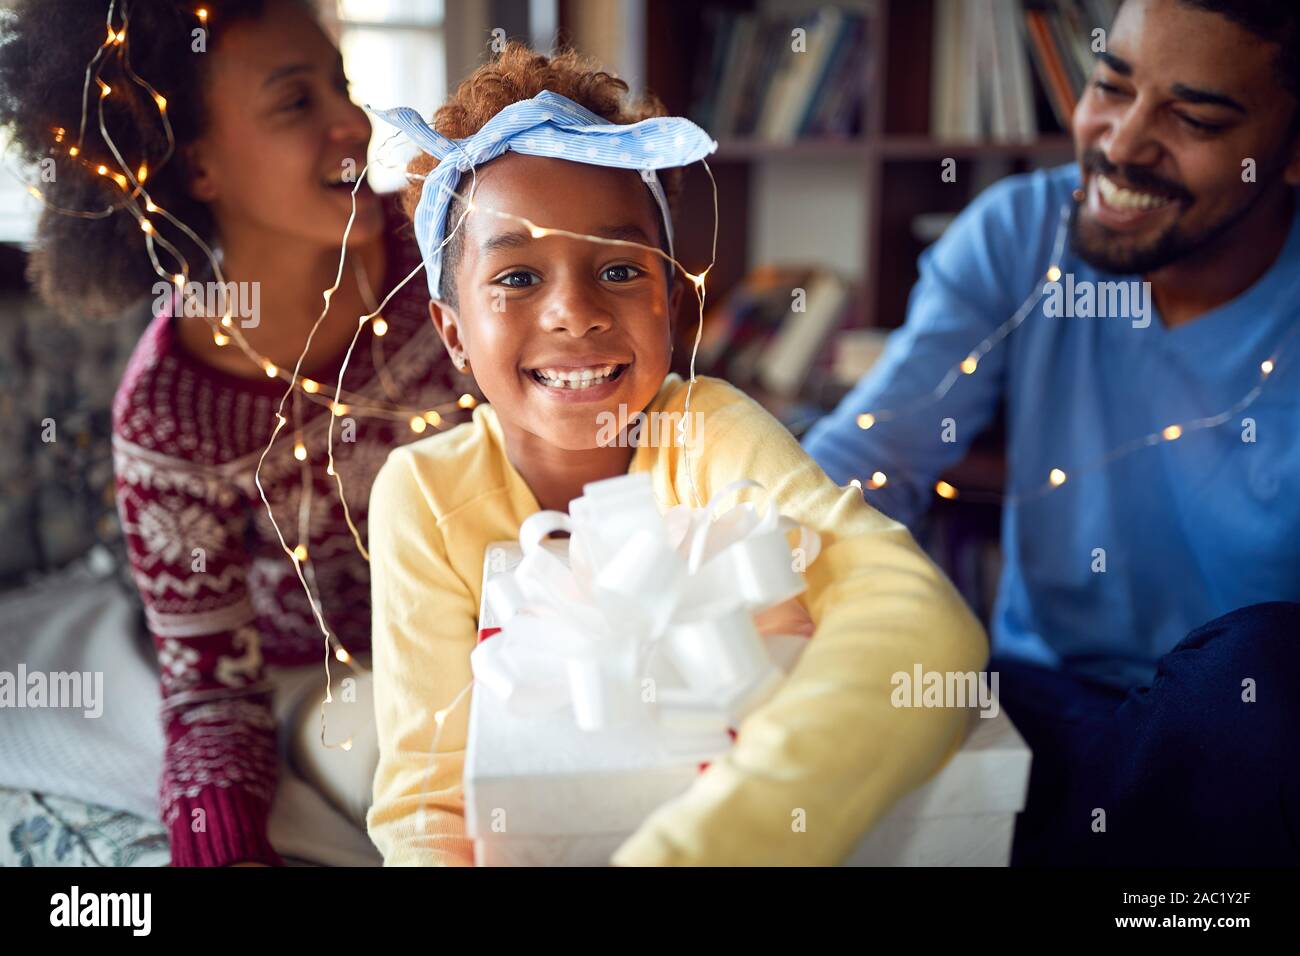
[611,384,989,865]
[365,448,478,867]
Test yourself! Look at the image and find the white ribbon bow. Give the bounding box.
[471,473,821,741]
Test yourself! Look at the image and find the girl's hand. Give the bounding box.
[751,597,814,638]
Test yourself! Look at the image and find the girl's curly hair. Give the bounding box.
[0,0,297,319]
[402,41,684,309]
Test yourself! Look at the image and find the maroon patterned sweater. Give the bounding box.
[111,194,461,866]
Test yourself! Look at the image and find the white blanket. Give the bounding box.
[0,555,381,866]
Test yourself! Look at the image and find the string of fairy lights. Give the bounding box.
[845,195,1297,505]
[15,1,1292,769]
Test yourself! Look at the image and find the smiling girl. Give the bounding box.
[365,42,988,867]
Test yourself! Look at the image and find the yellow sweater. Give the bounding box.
[365,374,987,866]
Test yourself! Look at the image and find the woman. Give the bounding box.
[0,0,464,865]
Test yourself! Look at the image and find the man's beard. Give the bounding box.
[1069,149,1264,275]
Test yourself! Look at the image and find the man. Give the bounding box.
[805,0,1300,865]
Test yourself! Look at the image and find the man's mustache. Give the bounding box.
[1082,149,1193,204]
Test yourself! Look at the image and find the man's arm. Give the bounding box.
[803,176,1041,529]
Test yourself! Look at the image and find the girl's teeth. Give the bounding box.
[534,365,618,389]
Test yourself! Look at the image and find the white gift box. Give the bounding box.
[464,542,1033,866]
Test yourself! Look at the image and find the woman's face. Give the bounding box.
[187,0,382,248]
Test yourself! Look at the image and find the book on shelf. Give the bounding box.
[931,0,1119,141]
[689,6,871,144]
[694,265,851,401]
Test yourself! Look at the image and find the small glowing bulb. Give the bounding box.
[137,163,148,183]
[335,647,351,664]
[1162,425,1182,442]
[139,219,153,234]
[960,356,978,375]
[26,186,40,199]
[340,738,353,752]
[213,331,230,347]
[197,7,208,21]
[106,26,116,44]
[153,93,167,112]
[326,462,335,476]
[172,273,184,286]
[868,471,888,489]
[849,478,863,490]
[220,313,233,328]
[112,173,128,189]
[332,402,348,417]
[371,317,388,336]
[264,362,278,378]
[1049,468,1067,487]
[96,165,108,176]
[301,378,319,394]
[528,225,547,238]
[856,413,875,430]
[294,442,307,461]
[457,393,476,409]
[68,146,79,157]
[434,708,449,726]
[409,416,427,433]
[935,480,958,500]
[99,82,111,98]
[1046,265,1062,283]
[292,544,308,562]
[115,29,126,44]
[1261,359,1275,376]
[423,410,442,427]
[146,199,158,212]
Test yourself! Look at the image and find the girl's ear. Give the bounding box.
[667,276,685,339]
[429,299,470,372]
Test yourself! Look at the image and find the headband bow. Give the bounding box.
[369,90,717,298]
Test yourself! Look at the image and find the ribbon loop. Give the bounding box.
[473,473,822,736]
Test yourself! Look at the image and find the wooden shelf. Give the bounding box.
[712,138,871,161]
[712,135,1074,163]
[877,134,1076,160]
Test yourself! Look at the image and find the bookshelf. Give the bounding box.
[634,0,1079,348]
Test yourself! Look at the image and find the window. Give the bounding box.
[325,0,448,194]
[0,129,41,246]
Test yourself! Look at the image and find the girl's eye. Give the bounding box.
[1092,79,1125,97]
[499,270,538,288]
[601,264,644,283]
[281,94,310,113]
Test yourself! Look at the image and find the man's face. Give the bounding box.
[432,152,679,451]
[1071,0,1300,274]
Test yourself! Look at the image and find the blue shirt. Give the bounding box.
[804,163,1300,689]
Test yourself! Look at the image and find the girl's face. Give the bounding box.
[433,152,682,451]
[187,0,382,248]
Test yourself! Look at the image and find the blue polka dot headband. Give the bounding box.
[369,89,718,299]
